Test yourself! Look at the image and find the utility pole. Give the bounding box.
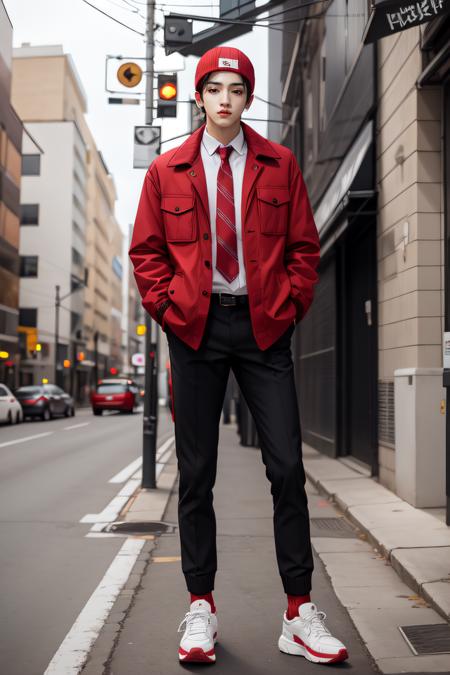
[54,284,60,385]
[142,0,159,489]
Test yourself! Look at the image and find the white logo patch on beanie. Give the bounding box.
[218,57,239,69]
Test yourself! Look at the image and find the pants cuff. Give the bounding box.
[282,574,312,596]
[185,572,215,595]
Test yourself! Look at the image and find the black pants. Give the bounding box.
[165,294,314,596]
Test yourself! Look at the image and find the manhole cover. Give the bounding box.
[310,517,357,538]
[105,521,177,535]
[399,623,450,655]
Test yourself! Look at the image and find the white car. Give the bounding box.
[0,384,23,424]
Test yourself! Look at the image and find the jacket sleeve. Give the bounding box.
[129,162,174,325]
[285,152,321,323]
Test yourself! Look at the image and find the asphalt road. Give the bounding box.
[0,406,173,675]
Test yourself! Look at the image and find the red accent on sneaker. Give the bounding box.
[293,634,348,661]
[178,646,216,662]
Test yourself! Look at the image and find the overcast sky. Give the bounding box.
[5,0,269,239]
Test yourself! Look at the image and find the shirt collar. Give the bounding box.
[201,124,246,157]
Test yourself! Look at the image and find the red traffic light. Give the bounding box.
[159,82,177,100]
[157,74,177,118]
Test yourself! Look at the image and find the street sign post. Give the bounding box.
[133,125,161,169]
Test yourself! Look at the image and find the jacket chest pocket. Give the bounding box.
[161,194,197,242]
[256,187,290,235]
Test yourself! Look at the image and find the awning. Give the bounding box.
[417,36,450,85]
[363,0,450,44]
[314,120,375,236]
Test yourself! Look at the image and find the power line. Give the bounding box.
[79,0,146,35]
[117,0,147,16]
[103,0,147,19]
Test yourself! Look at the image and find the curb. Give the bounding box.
[302,444,450,623]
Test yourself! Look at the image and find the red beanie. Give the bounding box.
[195,46,255,95]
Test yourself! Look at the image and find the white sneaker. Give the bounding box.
[278,601,348,664]
[177,599,218,663]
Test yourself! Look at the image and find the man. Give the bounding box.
[129,45,349,666]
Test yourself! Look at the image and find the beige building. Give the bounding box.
[376,23,447,504]
[11,44,123,400]
[272,2,450,512]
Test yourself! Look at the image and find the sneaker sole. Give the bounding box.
[178,647,216,663]
[278,634,348,664]
[178,633,217,663]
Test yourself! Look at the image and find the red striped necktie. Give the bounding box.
[215,145,239,283]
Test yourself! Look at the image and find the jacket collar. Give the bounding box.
[166,120,281,167]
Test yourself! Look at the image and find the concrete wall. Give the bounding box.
[376,26,444,489]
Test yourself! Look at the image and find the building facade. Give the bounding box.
[271,1,450,511]
[0,1,22,389]
[11,44,123,401]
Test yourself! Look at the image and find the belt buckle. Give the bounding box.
[219,293,236,306]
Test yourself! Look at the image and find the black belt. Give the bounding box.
[211,292,249,307]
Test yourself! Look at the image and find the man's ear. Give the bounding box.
[194,91,204,111]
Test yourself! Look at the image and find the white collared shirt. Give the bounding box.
[200,124,248,295]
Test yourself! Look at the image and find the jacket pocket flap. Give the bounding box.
[256,187,290,206]
[161,195,194,214]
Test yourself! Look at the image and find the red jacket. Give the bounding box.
[129,121,320,351]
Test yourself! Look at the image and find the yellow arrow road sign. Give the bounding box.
[117,62,143,88]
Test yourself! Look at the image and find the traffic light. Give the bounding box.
[157,73,177,118]
[136,323,146,336]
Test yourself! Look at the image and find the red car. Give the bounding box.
[91,378,140,415]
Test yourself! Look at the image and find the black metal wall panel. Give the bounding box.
[297,255,337,456]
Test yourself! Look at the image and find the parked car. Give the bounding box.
[0,383,23,424]
[91,379,140,415]
[15,384,75,421]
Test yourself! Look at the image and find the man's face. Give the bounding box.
[195,70,253,126]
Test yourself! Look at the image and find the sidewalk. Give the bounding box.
[301,443,450,624]
[83,418,450,674]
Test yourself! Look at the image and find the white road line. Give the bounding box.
[0,431,54,448]
[109,456,141,484]
[43,537,145,674]
[63,422,90,431]
[82,437,175,531]
[80,477,141,524]
[108,435,175,484]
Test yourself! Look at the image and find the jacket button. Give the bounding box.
[174,206,180,212]
[205,260,210,268]
[202,290,208,296]
[203,233,209,240]
[189,170,196,176]
[253,164,258,170]
[272,197,278,204]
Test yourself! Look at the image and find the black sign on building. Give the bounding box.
[363,0,450,43]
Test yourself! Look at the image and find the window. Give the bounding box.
[44,385,61,396]
[0,385,9,397]
[20,204,39,226]
[19,308,37,327]
[72,247,83,267]
[96,383,127,394]
[22,155,41,176]
[20,256,38,277]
